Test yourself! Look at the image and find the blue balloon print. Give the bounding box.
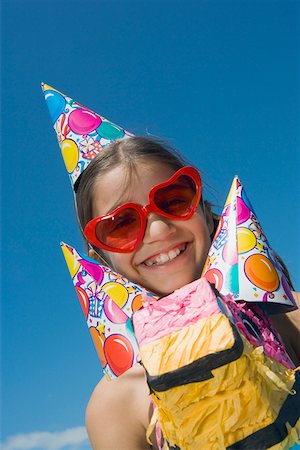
[97,121,125,140]
[126,318,135,336]
[44,90,66,123]
[227,263,239,294]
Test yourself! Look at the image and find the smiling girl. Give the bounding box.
[42,84,299,449]
[74,137,299,449]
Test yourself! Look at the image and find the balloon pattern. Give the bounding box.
[42,83,133,188]
[202,176,296,313]
[104,334,134,377]
[131,294,144,312]
[60,139,79,174]
[44,89,66,123]
[104,296,128,324]
[61,242,150,379]
[203,268,223,292]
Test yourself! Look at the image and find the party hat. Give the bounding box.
[202,176,297,314]
[61,242,157,379]
[42,83,133,190]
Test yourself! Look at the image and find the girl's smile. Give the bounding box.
[140,242,187,267]
[91,161,214,296]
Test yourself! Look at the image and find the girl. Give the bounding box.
[74,136,300,449]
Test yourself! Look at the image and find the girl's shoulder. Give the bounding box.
[86,364,153,449]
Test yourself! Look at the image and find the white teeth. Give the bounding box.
[144,245,185,266]
[168,248,180,260]
[157,253,170,264]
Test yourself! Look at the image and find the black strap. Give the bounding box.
[146,321,243,391]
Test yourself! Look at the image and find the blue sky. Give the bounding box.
[2,0,299,448]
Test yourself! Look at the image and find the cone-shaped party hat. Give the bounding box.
[202,176,297,314]
[61,242,156,379]
[42,83,133,190]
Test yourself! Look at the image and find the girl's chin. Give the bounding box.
[140,272,197,297]
[137,245,202,295]
[117,246,205,296]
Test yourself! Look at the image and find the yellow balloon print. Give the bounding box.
[224,177,237,207]
[237,227,257,254]
[61,139,79,173]
[102,282,128,308]
[61,245,80,278]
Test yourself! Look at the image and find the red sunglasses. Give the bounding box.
[84,166,202,253]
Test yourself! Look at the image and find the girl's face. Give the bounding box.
[91,161,214,296]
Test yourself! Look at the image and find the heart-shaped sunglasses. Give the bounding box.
[84,166,202,253]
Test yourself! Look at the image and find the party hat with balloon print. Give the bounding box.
[61,242,156,379]
[202,176,297,314]
[42,83,133,190]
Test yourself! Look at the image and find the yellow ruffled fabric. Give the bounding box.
[140,313,235,375]
[144,313,299,449]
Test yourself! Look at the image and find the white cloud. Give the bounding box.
[1,426,89,450]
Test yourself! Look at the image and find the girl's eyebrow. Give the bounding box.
[106,202,124,214]
[105,195,135,215]
[104,173,140,214]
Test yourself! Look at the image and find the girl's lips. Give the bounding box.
[139,242,189,268]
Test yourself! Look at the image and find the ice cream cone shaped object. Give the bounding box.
[61,241,300,447]
[133,278,300,449]
[61,242,146,379]
[202,176,297,314]
[42,83,133,190]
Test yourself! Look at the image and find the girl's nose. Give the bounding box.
[143,213,176,244]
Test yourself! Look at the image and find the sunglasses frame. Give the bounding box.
[84,166,202,253]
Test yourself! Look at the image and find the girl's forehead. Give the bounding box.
[92,161,177,215]
[99,160,176,190]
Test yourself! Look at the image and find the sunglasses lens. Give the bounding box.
[95,208,141,250]
[154,174,197,217]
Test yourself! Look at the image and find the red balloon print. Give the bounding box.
[203,268,223,291]
[104,334,134,376]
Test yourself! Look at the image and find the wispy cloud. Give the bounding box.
[1,426,89,450]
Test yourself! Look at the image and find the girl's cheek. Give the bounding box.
[109,254,132,276]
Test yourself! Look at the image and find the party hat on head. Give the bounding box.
[60,242,155,380]
[202,176,297,314]
[42,83,133,191]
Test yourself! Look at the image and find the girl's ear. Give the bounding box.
[88,246,112,268]
[88,247,101,262]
